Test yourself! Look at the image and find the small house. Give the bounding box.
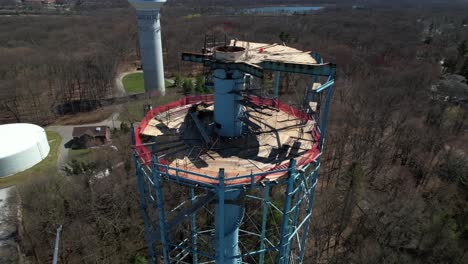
[72,126,110,149]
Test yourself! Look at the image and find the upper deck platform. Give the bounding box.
[133,96,321,186]
[222,40,317,65]
[182,40,335,79]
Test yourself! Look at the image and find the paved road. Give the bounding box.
[48,112,122,171]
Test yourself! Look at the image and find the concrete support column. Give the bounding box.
[213,69,245,137]
[215,188,244,264]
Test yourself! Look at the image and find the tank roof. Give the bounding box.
[0,123,50,177]
[0,123,46,159]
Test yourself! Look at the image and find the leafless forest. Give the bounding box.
[1,0,467,263]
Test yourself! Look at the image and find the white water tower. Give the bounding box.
[128,0,167,96]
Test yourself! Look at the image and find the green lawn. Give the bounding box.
[68,148,91,163]
[0,131,61,188]
[122,72,173,93]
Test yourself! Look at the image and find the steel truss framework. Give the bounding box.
[132,51,336,264]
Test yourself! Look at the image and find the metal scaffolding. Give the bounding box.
[132,39,336,264]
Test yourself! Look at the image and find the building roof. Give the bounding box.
[72,126,109,138]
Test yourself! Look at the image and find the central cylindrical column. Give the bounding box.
[213,69,245,137]
[215,189,244,264]
[129,0,166,96]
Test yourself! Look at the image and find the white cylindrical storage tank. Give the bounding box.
[0,123,50,177]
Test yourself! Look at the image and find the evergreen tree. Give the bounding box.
[182,78,194,95]
[460,58,468,80]
[174,73,183,89]
[458,40,468,57]
[195,75,205,94]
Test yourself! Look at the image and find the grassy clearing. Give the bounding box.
[68,148,92,163]
[122,72,173,93]
[0,131,61,188]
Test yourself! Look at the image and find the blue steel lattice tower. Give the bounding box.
[128,0,166,95]
[132,40,336,264]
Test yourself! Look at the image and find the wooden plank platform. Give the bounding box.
[140,102,317,180]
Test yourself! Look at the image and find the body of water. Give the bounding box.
[241,6,324,15]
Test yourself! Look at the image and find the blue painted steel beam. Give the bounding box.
[278,159,297,264]
[181,52,206,63]
[299,167,320,262]
[261,61,336,77]
[209,61,264,78]
[181,53,336,78]
[319,84,334,150]
[135,161,157,264]
[315,79,335,93]
[287,173,304,257]
[132,127,157,264]
[181,53,264,78]
[311,52,323,64]
[167,242,216,260]
[215,187,244,263]
[151,153,170,264]
[259,185,271,264]
[216,169,226,264]
[190,187,198,264]
[273,71,281,98]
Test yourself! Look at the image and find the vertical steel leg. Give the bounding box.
[259,184,271,264]
[132,127,157,264]
[298,167,320,262]
[274,71,281,98]
[152,153,170,264]
[278,159,297,264]
[190,187,198,264]
[216,169,226,263]
[287,175,304,261]
[319,85,334,150]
